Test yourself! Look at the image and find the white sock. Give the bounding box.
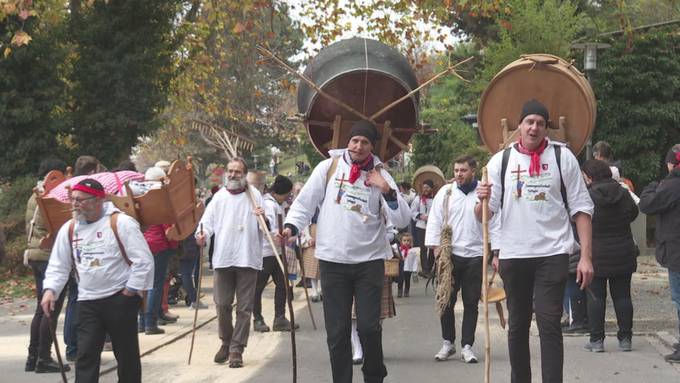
[311,279,320,295]
[351,320,362,358]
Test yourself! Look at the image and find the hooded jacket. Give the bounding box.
[589,178,639,277]
[639,168,680,272]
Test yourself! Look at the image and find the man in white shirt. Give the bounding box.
[411,179,435,276]
[196,157,265,368]
[281,120,411,383]
[426,155,483,364]
[475,100,594,383]
[41,179,154,383]
[253,175,297,332]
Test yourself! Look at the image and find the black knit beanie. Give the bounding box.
[348,120,379,146]
[423,179,434,188]
[665,144,680,166]
[270,175,293,195]
[519,99,550,124]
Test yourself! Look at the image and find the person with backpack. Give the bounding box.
[475,100,594,383]
[40,178,154,382]
[639,144,680,363]
[280,120,411,383]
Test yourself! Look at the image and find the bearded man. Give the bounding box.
[41,179,154,383]
[196,157,265,368]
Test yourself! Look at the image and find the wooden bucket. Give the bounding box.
[478,54,596,155]
[298,37,420,161]
[384,258,400,277]
[412,165,446,195]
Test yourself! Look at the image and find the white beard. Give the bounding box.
[226,178,246,191]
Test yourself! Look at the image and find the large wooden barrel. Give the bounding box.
[297,37,420,161]
[478,54,596,155]
[412,165,446,195]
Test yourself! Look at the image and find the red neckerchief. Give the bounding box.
[420,193,432,205]
[675,152,680,168]
[227,188,245,195]
[400,244,411,258]
[516,138,548,177]
[348,153,373,184]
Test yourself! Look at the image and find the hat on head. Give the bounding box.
[73,178,105,198]
[154,160,171,173]
[423,179,434,188]
[270,175,293,195]
[519,99,549,124]
[348,120,379,146]
[144,167,166,182]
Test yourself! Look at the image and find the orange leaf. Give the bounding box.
[232,22,246,33]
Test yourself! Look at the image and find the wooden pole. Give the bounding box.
[256,45,373,123]
[46,312,68,383]
[187,223,204,365]
[369,56,474,121]
[482,167,491,383]
[278,214,298,383]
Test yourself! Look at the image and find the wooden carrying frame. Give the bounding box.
[35,159,204,249]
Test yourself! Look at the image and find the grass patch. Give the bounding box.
[0,267,35,301]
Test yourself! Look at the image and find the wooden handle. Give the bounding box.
[482,167,491,383]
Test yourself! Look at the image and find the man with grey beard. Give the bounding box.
[41,178,154,382]
[196,157,265,368]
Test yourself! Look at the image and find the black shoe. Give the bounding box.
[160,312,179,321]
[397,290,403,298]
[563,323,588,334]
[665,350,680,363]
[24,355,36,372]
[673,342,680,352]
[145,327,165,335]
[404,290,410,297]
[253,318,270,332]
[273,316,299,331]
[35,358,71,373]
[214,346,229,364]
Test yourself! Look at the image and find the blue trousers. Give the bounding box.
[140,249,173,329]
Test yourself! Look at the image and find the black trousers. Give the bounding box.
[320,259,387,383]
[253,256,287,320]
[587,274,633,342]
[395,260,411,294]
[76,291,142,383]
[28,261,67,360]
[414,227,434,273]
[500,254,568,383]
[440,255,482,347]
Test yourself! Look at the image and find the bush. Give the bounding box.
[0,174,35,273]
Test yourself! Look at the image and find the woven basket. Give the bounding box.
[301,247,320,279]
[384,258,400,277]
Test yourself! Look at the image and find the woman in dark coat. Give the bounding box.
[581,159,639,352]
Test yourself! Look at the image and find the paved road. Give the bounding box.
[3,256,680,382]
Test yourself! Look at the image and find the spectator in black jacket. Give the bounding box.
[639,144,680,363]
[581,159,639,353]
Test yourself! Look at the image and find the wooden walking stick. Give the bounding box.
[296,236,317,330]
[481,167,491,383]
[278,214,298,383]
[46,311,68,383]
[188,223,204,365]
